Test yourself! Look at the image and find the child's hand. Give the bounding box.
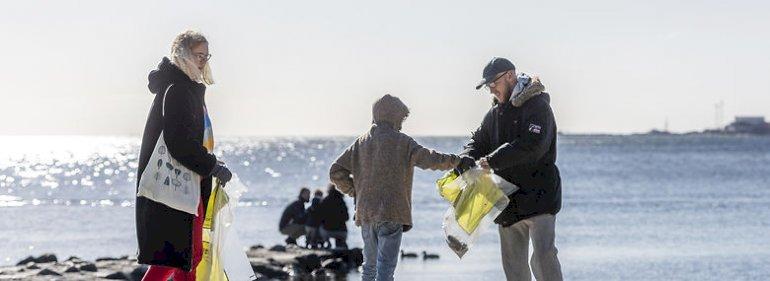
[454,156,476,175]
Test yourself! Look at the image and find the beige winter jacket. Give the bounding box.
[329,95,461,227]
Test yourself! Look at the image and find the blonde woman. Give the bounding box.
[136,30,232,281]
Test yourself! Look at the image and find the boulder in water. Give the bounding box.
[130,265,148,280]
[79,262,98,272]
[321,258,348,272]
[37,268,62,276]
[251,263,288,279]
[15,254,56,266]
[65,266,80,273]
[104,271,130,280]
[66,256,84,263]
[15,256,35,266]
[269,244,286,252]
[294,253,321,272]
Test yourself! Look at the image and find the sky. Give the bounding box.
[1,0,769,136]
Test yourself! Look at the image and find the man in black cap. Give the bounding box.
[457,57,563,280]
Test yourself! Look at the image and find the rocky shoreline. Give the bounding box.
[0,245,363,280]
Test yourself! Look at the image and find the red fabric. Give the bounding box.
[142,200,204,281]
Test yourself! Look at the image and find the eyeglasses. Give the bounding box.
[485,71,509,90]
[194,53,212,61]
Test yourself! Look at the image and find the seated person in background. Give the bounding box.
[278,187,310,245]
[304,189,326,249]
[319,183,349,249]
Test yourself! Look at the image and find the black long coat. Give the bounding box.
[135,57,217,270]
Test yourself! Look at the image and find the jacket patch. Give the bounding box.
[528,123,542,134]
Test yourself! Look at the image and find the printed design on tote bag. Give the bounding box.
[152,143,193,194]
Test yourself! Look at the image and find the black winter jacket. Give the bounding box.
[461,90,561,226]
[319,189,349,232]
[279,199,307,230]
[305,197,323,228]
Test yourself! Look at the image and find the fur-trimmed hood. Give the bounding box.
[510,73,545,107]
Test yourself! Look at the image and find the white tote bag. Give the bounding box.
[137,84,202,215]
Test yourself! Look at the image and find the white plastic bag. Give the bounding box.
[437,168,517,258]
[212,175,257,280]
[198,174,257,281]
[137,85,201,215]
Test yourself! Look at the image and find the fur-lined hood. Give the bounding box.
[372,94,410,131]
[510,74,545,107]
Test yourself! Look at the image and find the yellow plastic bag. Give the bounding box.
[196,180,227,280]
[453,173,508,234]
[436,171,461,203]
[436,168,517,258]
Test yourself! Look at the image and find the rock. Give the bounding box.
[104,271,130,280]
[16,253,57,264]
[25,262,40,269]
[94,255,129,262]
[65,266,80,273]
[329,248,364,267]
[79,262,98,272]
[312,268,334,278]
[15,256,35,266]
[321,258,348,272]
[130,265,148,281]
[66,256,83,263]
[269,245,286,252]
[34,253,58,263]
[37,268,62,276]
[251,264,288,279]
[349,248,364,266]
[243,245,366,279]
[294,253,321,272]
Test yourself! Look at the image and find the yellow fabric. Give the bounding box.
[196,180,230,281]
[436,171,461,203]
[437,171,508,234]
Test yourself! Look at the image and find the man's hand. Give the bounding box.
[478,157,491,170]
[454,156,476,175]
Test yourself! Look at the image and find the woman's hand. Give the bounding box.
[211,163,232,185]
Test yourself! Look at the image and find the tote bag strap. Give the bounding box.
[161,84,174,118]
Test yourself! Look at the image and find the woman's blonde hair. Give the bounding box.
[170,30,214,85]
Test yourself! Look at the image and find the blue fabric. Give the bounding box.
[360,222,403,281]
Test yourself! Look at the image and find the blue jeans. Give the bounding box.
[360,221,403,281]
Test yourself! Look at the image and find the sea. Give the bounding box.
[0,135,768,280]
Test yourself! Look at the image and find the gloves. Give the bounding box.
[494,218,515,227]
[493,210,515,227]
[210,163,232,185]
[453,156,477,175]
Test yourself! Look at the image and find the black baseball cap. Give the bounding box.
[475,57,515,90]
